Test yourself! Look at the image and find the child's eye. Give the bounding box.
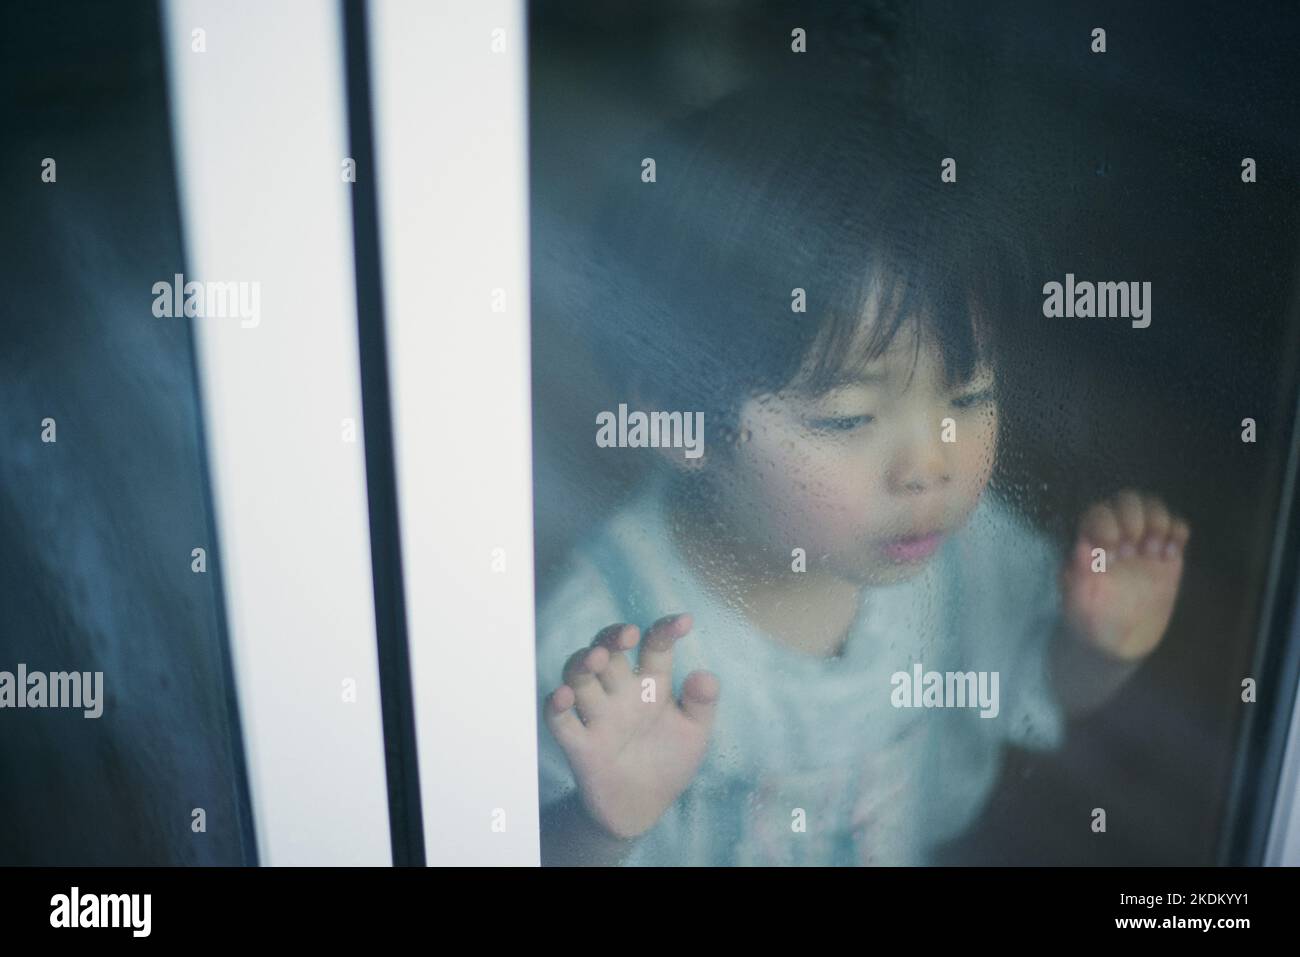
[951,388,997,410]
[808,414,875,434]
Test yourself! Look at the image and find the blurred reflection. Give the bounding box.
[0,2,251,865]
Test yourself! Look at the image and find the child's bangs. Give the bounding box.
[789,240,997,399]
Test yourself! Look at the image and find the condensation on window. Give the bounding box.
[0,3,251,865]
[530,1,1300,865]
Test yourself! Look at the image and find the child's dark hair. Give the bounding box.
[578,81,1038,452]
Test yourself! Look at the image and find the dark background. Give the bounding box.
[0,1,251,864]
[528,0,1300,863]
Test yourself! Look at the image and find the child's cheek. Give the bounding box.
[956,410,998,500]
[745,447,875,555]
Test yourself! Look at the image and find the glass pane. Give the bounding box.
[0,1,252,865]
[530,1,1300,865]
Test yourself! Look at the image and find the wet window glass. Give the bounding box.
[0,3,252,864]
[529,2,1300,865]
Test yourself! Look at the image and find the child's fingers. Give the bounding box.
[593,622,639,653]
[1076,493,1189,564]
[562,645,610,720]
[637,612,693,683]
[544,686,586,752]
[589,623,638,693]
[678,670,720,727]
[1080,502,1121,548]
[1114,489,1146,545]
[1140,497,1172,555]
[1168,517,1191,556]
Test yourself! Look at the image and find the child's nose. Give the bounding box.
[889,428,952,494]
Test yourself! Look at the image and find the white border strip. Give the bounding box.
[369,0,540,864]
[162,0,392,865]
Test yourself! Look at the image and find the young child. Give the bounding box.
[535,84,1190,866]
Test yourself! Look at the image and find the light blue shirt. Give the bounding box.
[536,476,1066,865]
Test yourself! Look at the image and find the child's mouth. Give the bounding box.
[881,531,946,563]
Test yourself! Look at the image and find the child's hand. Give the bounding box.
[1060,490,1191,662]
[544,613,719,840]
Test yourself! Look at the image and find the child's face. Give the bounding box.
[713,320,998,586]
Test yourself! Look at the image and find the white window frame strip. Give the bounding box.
[368,0,540,865]
[162,0,392,865]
